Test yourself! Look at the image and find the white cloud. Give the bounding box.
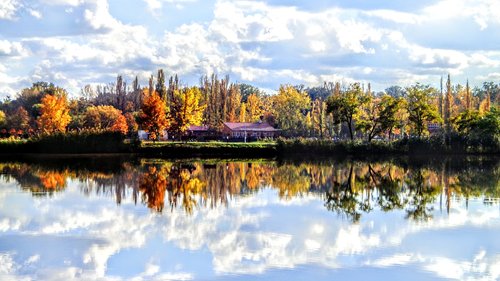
[28,8,42,19]
[0,0,20,20]
[143,0,197,14]
[422,0,500,30]
[365,9,422,24]
[0,40,27,57]
[0,0,500,98]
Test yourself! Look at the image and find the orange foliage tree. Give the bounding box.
[37,94,71,134]
[139,90,169,140]
[84,105,128,134]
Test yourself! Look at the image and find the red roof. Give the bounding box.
[223,122,279,132]
[188,125,209,131]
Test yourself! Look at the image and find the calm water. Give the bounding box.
[0,156,499,281]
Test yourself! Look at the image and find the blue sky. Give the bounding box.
[0,0,499,97]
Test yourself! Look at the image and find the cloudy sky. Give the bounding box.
[1,0,499,98]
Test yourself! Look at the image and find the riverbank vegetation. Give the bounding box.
[0,71,498,154]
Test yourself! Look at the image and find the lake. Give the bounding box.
[0,156,499,281]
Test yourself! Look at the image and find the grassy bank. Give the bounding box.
[276,137,500,158]
[0,132,129,154]
[1,134,498,157]
[138,141,277,158]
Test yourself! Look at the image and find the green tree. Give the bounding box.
[156,69,167,101]
[359,95,404,141]
[406,84,441,137]
[326,82,368,140]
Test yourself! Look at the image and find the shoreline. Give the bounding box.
[0,139,498,159]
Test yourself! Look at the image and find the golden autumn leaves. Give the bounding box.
[35,93,130,135]
[139,87,205,141]
[37,94,72,134]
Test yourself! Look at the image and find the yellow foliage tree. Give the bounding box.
[246,93,263,122]
[169,87,205,139]
[272,85,311,136]
[37,94,71,134]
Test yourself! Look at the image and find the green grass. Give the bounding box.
[138,141,278,158]
[141,141,276,149]
[0,131,129,154]
[1,134,497,156]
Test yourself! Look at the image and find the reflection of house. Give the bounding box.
[222,122,279,139]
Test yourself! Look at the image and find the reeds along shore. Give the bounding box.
[0,132,498,156]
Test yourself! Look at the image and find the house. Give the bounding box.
[186,125,212,140]
[138,130,169,141]
[222,121,279,140]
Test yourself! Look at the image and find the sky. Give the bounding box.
[0,0,499,98]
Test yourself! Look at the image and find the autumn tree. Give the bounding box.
[6,106,30,133]
[0,110,6,129]
[139,90,169,141]
[406,84,441,137]
[465,80,472,111]
[37,94,71,134]
[84,105,128,135]
[201,74,225,130]
[326,82,368,140]
[479,92,491,114]
[124,112,139,133]
[272,85,311,136]
[169,87,205,139]
[358,95,404,141]
[311,98,327,138]
[239,102,247,122]
[245,93,263,122]
[226,84,241,122]
[444,74,454,134]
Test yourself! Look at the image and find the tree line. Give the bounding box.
[0,71,498,144]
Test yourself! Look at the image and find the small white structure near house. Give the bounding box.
[138,130,169,141]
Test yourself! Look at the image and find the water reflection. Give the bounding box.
[0,156,499,280]
[0,157,498,221]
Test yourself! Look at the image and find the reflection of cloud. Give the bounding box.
[0,177,500,280]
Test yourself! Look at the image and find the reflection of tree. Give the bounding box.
[405,170,440,221]
[39,171,66,189]
[1,157,499,220]
[166,164,204,214]
[273,165,310,199]
[139,166,167,212]
[325,165,362,222]
[0,163,68,195]
[370,165,406,212]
